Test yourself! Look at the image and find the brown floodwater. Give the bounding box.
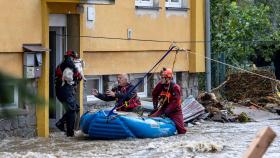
[0,119,279,158]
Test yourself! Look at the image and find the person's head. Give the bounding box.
[117,74,129,86]
[65,50,78,60]
[161,68,173,84]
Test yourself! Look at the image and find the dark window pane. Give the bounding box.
[86,79,99,95]
[0,85,15,104]
[133,78,144,93]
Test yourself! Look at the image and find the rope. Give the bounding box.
[107,45,177,117]
[56,33,280,44]
[187,51,280,83]
[150,48,180,115]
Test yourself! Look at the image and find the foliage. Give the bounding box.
[0,72,45,118]
[211,0,273,64]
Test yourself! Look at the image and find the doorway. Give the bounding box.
[48,14,80,130]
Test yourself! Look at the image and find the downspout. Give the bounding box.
[205,0,211,92]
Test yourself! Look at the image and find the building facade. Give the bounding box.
[0,0,205,138]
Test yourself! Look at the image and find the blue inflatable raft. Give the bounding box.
[80,110,176,139]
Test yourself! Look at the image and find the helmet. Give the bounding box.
[65,50,78,58]
[162,68,173,78]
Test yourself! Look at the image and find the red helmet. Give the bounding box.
[162,68,173,78]
[65,50,78,58]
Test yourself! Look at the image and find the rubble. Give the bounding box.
[196,92,252,123]
[222,70,280,107]
[192,70,280,123]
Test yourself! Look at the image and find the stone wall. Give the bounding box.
[176,72,199,99]
[0,80,37,140]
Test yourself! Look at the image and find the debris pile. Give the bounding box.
[223,70,280,107]
[197,92,251,123]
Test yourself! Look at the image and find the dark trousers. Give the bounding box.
[57,109,76,137]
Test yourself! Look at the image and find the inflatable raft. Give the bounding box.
[80,110,176,139]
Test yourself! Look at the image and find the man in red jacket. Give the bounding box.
[149,68,187,134]
[92,74,141,112]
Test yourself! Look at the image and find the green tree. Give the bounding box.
[211,0,272,65]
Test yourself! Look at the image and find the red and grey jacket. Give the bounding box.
[95,83,141,111]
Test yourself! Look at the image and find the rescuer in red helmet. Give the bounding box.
[149,68,187,134]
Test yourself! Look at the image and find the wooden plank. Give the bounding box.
[243,127,277,158]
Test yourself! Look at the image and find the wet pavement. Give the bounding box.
[0,118,279,158]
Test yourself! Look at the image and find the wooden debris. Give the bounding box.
[243,127,277,158]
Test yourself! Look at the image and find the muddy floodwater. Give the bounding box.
[0,119,279,158]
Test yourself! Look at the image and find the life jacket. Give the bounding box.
[116,85,141,111]
[158,82,175,106]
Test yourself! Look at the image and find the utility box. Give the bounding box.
[23,52,42,78]
[23,44,49,79]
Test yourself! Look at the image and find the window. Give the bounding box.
[0,83,18,109]
[165,0,182,8]
[131,74,147,98]
[80,0,115,4]
[85,76,103,102]
[135,0,153,7]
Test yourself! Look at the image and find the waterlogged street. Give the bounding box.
[0,119,279,158]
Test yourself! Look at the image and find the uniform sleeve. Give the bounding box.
[164,84,181,115]
[152,83,162,108]
[95,93,115,101]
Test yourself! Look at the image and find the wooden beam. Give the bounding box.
[243,127,277,158]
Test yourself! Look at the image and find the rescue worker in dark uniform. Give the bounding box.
[92,74,141,112]
[55,50,82,137]
[55,50,82,90]
[149,68,187,134]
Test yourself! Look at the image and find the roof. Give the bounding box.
[23,44,50,52]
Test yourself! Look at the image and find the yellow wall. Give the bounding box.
[0,0,205,137]
[81,0,196,75]
[189,0,205,72]
[0,53,23,77]
[84,50,188,75]
[0,0,42,77]
[82,2,190,51]
[0,0,42,53]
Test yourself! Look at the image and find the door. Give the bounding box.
[48,14,80,130]
[49,27,67,129]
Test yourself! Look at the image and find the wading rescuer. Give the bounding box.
[55,50,82,137]
[91,74,141,112]
[149,68,187,134]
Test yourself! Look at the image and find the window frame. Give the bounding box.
[135,0,153,7]
[131,73,148,98]
[165,0,182,8]
[85,76,103,103]
[0,83,19,110]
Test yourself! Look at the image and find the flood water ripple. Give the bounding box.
[0,120,279,158]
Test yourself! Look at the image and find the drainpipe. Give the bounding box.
[205,0,211,92]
